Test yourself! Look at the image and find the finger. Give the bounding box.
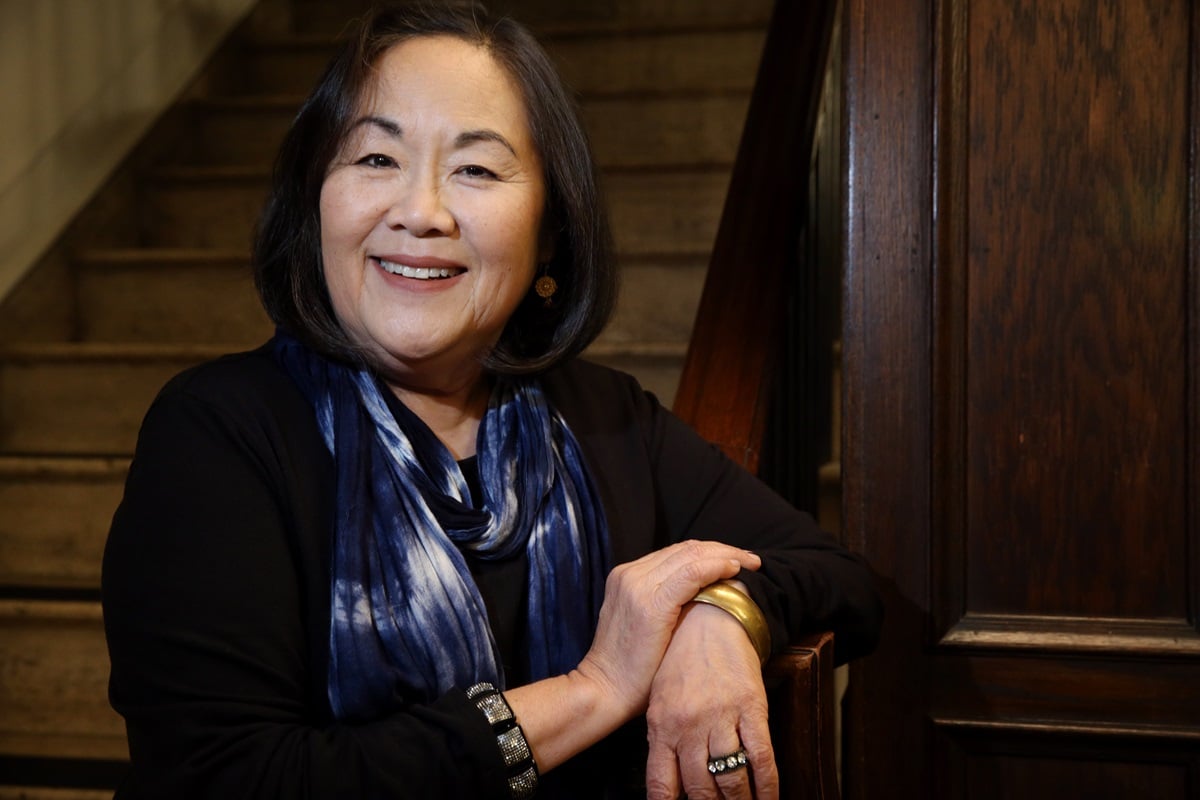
[645,740,683,800]
[652,556,745,610]
[640,540,761,584]
[739,718,779,800]
[645,549,761,612]
[708,731,753,800]
[678,735,720,800]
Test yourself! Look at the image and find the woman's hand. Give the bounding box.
[508,541,761,774]
[644,600,778,800]
[575,540,761,722]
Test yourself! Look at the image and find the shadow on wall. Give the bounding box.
[0,0,258,303]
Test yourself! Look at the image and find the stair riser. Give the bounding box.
[285,0,772,34]
[235,30,764,97]
[547,31,765,95]
[0,788,113,800]
[584,95,749,169]
[606,171,730,255]
[194,94,747,171]
[0,603,126,761]
[0,358,203,455]
[143,170,729,254]
[0,475,122,589]
[194,105,295,165]
[141,178,266,250]
[77,265,272,345]
[598,262,706,347]
[75,258,701,346]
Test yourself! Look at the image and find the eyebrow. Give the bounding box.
[349,115,517,157]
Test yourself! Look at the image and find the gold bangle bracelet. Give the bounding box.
[690,580,772,664]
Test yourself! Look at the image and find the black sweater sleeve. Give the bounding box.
[101,353,510,799]
[544,360,882,665]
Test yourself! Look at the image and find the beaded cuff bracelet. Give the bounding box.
[467,682,539,799]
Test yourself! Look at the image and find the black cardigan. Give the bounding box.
[102,342,881,798]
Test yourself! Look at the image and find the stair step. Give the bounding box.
[545,28,765,95]
[0,340,688,455]
[283,0,772,36]
[0,600,126,761]
[74,248,700,348]
[191,91,750,169]
[583,341,686,407]
[74,249,271,345]
[139,166,266,249]
[0,789,114,800]
[0,457,127,590]
[0,345,222,455]
[190,96,297,165]
[583,93,749,169]
[597,257,706,348]
[141,165,729,255]
[234,27,765,97]
[605,168,730,256]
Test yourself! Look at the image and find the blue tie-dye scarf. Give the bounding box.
[274,333,610,720]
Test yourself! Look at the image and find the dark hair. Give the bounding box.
[253,1,616,373]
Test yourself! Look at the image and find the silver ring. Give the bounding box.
[707,748,749,775]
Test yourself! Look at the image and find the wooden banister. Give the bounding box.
[673,0,838,473]
[765,632,840,800]
[674,1,842,798]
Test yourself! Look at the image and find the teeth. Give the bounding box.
[378,258,458,280]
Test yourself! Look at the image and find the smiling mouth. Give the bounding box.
[375,257,465,280]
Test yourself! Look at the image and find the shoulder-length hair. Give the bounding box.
[253,1,615,373]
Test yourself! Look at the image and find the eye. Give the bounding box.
[458,164,498,180]
[356,153,397,169]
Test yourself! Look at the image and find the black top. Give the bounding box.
[102,343,881,799]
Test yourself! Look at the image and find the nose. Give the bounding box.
[385,171,455,236]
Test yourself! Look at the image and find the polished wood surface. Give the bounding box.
[843,0,1199,796]
[765,633,840,800]
[673,0,837,471]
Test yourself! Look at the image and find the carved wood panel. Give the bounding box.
[843,0,1199,796]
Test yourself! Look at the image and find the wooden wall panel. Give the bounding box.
[934,723,1197,800]
[844,0,1200,796]
[961,0,1190,620]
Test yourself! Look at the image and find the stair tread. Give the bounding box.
[150,164,268,180]
[244,18,770,51]
[198,85,751,107]
[76,247,247,264]
[0,455,130,478]
[585,340,687,359]
[152,161,733,179]
[0,339,684,362]
[0,342,235,361]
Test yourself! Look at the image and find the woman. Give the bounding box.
[102,3,882,798]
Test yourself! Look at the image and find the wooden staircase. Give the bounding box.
[0,0,770,794]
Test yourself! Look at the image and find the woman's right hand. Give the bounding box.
[505,540,760,774]
[574,540,762,720]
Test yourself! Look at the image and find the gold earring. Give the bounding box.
[535,273,557,307]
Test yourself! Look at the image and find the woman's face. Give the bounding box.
[319,36,549,386]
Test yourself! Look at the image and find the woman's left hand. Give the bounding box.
[643,600,779,800]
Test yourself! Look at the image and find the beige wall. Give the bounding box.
[0,0,257,301]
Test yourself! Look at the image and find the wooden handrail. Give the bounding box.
[673,0,838,473]
[765,632,840,800]
[674,3,843,798]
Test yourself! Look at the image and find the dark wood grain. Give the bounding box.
[764,633,840,800]
[672,0,837,471]
[844,0,1199,797]
[841,0,935,793]
[963,0,1189,619]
